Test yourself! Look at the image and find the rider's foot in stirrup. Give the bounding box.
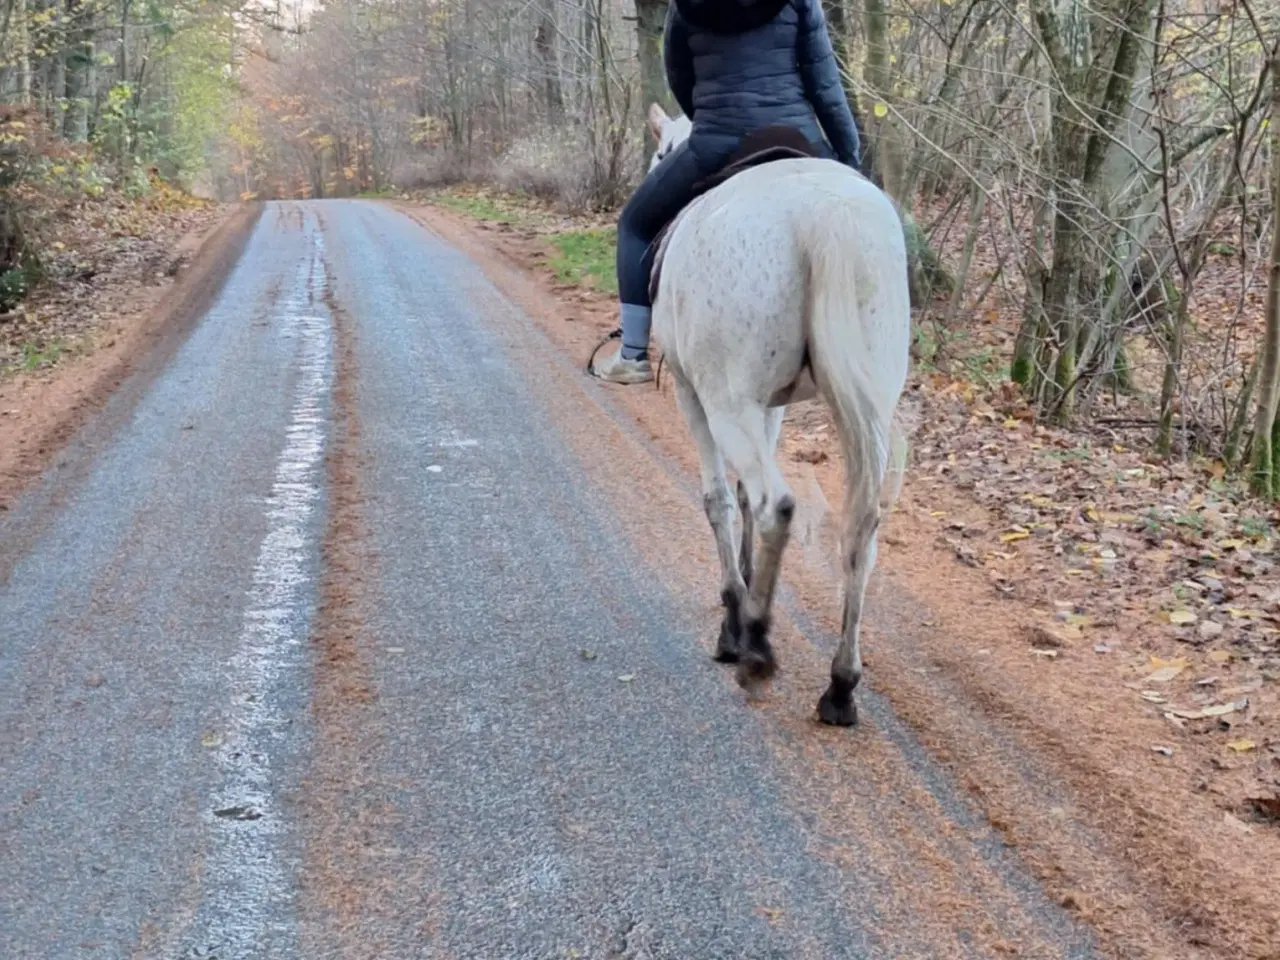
[591,344,654,384]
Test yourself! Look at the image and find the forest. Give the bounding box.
[0,0,1278,495]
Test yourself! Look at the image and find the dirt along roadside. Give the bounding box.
[396,198,1280,960]
[0,201,261,514]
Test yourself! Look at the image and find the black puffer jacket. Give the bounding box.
[663,0,861,170]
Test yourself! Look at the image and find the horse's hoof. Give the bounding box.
[712,620,740,663]
[817,685,858,727]
[735,651,777,689]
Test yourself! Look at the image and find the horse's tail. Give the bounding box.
[800,196,911,522]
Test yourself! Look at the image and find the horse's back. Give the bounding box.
[653,158,906,408]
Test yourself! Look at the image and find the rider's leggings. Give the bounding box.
[615,141,713,359]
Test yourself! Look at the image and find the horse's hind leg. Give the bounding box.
[736,408,783,589]
[673,375,747,661]
[819,483,881,727]
[707,404,794,689]
[736,480,753,589]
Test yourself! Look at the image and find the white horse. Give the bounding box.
[644,104,910,726]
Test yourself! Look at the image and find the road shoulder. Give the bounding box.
[0,202,261,513]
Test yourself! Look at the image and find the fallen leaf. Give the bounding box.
[1001,529,1031,543]
[1169,698,1248,720]
[1029,624,1079,647]
[1146,656,1190,683]
[1031,648,1060,659]
[1248,794,1280,821]
[214,805,262,821]
[617,674,636,683]
[758,906,785,924]
[1227,608,1266,620]
[1152,745,1174,757]
[1142,690,1168,703]
[200,732,223,749]
[580,649,597,660]
[1227,739,1257,753]
[1168,610,1197,625]
[1223,812,1253,833]
[1222,679,1264,697]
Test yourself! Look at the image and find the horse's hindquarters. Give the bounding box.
[653,189,810,408]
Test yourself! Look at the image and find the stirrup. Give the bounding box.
[586,329,622,377]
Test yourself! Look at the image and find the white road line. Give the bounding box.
[179,219,332,958]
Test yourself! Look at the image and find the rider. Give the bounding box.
[590,0,864,384]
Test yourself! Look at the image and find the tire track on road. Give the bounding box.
[296,224,446,959]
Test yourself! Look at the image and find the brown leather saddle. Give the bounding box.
[647,126,825,305]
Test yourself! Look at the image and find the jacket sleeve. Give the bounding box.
[795,0,861,168]
[663,4,696,119]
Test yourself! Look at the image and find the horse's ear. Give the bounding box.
[647,103,669,143]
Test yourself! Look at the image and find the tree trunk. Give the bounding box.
[1249,55,1280,498]
[64,0,93,144]
[862,0,898,198]
[862,0,950,305]
[533,1,564,121]
[120,0,129,86]
[635,0,668,163]
[18,0,31,106]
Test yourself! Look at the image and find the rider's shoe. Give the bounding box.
[591,344,654,384]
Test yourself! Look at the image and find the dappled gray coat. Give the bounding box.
[663,0,862,171]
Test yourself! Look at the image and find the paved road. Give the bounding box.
[1,201,1098,959]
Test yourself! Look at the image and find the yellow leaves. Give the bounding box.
[1000,527,1030,542]
[873,102,889,119]
[1167,610,1197,625]
[1227,739,1257,753]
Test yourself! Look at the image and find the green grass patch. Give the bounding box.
[22,339,66,370]
[546,228,617,296]
[432,191,523,223]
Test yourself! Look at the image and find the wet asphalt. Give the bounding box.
[0,201,1098,959]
